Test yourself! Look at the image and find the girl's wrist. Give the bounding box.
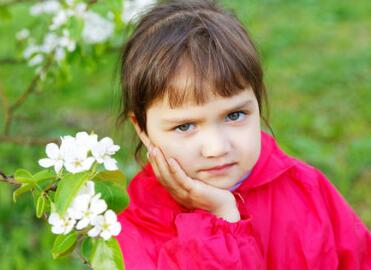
[212,195,241,222]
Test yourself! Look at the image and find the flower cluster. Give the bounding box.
[39,131,120,174]
[48,181,121,240]
[121,0,157,23]
[20,0,115,67]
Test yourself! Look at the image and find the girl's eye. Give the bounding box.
[226,111,246,122]
[174,111,247,133]
[175,123,194,133]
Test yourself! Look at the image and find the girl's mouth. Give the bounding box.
[200,163,236,175]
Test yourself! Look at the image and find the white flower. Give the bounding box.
[75,132,98,153]
[50,10,69,30]
[48,212,76,235]
[41,33,59,53]
[38,143,64,173]
[30,1,61,16]
[74,3,87,17]
[82,11,114,44]
[68,193,107,230]
[54,47,65,62]
[23,44,39,59]
[66,0,75,6]
[88,210,121,240]
[77,180,96,198]
[16,28,30,41]
[91,137,120,170]
[64,146,95,174]
[121,0,156,23]
[28,54,44,66]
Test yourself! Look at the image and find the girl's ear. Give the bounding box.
[128,112,151,149]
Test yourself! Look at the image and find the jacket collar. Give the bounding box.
[235,130,296,192]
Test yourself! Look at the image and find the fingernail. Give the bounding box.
[151,147,156,156]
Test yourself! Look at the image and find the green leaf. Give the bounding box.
[51,232,78,259]
[33,169,56,182]
[94,170,127,187]
[14,169,34,184]
[94,170,129,212]
[54,172,90,216]
[87,238,125,270]
[13,184,34,202]
[81,237,93,260]
[95,181,129,213]
[36,195,46,218]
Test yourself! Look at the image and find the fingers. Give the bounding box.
[147,146,183,192]
[167,157,194,192]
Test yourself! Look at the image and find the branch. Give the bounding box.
[0,170,18,185]
[0,58,24,65]
[0,135,58,146]
[3,53,54,135]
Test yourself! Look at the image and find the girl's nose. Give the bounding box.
[200,129,231,158]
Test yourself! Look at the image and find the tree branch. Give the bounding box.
[0,170,18,185]
[4,53,54,135]
[0,135,58,146]
[0,58,24,65]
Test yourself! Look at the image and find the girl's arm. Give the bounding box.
[317,169,371,269]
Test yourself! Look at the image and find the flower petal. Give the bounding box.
[83,157,95,171]
[76,218,90,230]
[104,158,118,171]
[46,143,60,159]
[110,222,121,236]
[100,230,111,240]
[48,212,62,225]
[104,210,117,223]
[39,158,55,168]
[51,226,64,234]
[91,197,107,215]
[54,160,64,173]
[88,226,101,237]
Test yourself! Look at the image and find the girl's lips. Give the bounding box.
[200,163,236,174]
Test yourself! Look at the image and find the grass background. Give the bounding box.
[0,0,370,269]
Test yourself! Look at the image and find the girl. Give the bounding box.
[115,0,371,269]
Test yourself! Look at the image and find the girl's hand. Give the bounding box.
[147,145,240,222]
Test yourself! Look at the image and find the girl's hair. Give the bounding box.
[116,0,271,167]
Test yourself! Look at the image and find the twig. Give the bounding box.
[0,58,24,65]
[75,248,94,270]
[3,53,54,135]
[0,81,10,130]
[0,170,18,185]
[0,135,59,146]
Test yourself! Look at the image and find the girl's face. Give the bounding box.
[131,87,262,190]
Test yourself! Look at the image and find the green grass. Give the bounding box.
[0,0,370,269]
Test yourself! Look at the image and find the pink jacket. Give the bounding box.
[117,131,371,269]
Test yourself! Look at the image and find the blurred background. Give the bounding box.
[0,0,370,269]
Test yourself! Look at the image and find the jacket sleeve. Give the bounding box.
[118,208,263,270]
[157,210,263,270]
[317,170,371,269]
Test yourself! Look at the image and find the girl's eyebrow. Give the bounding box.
[162,99,254,124]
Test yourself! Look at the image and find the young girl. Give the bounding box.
[115,0,371,269]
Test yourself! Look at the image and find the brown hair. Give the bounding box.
[117,0,271,167]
